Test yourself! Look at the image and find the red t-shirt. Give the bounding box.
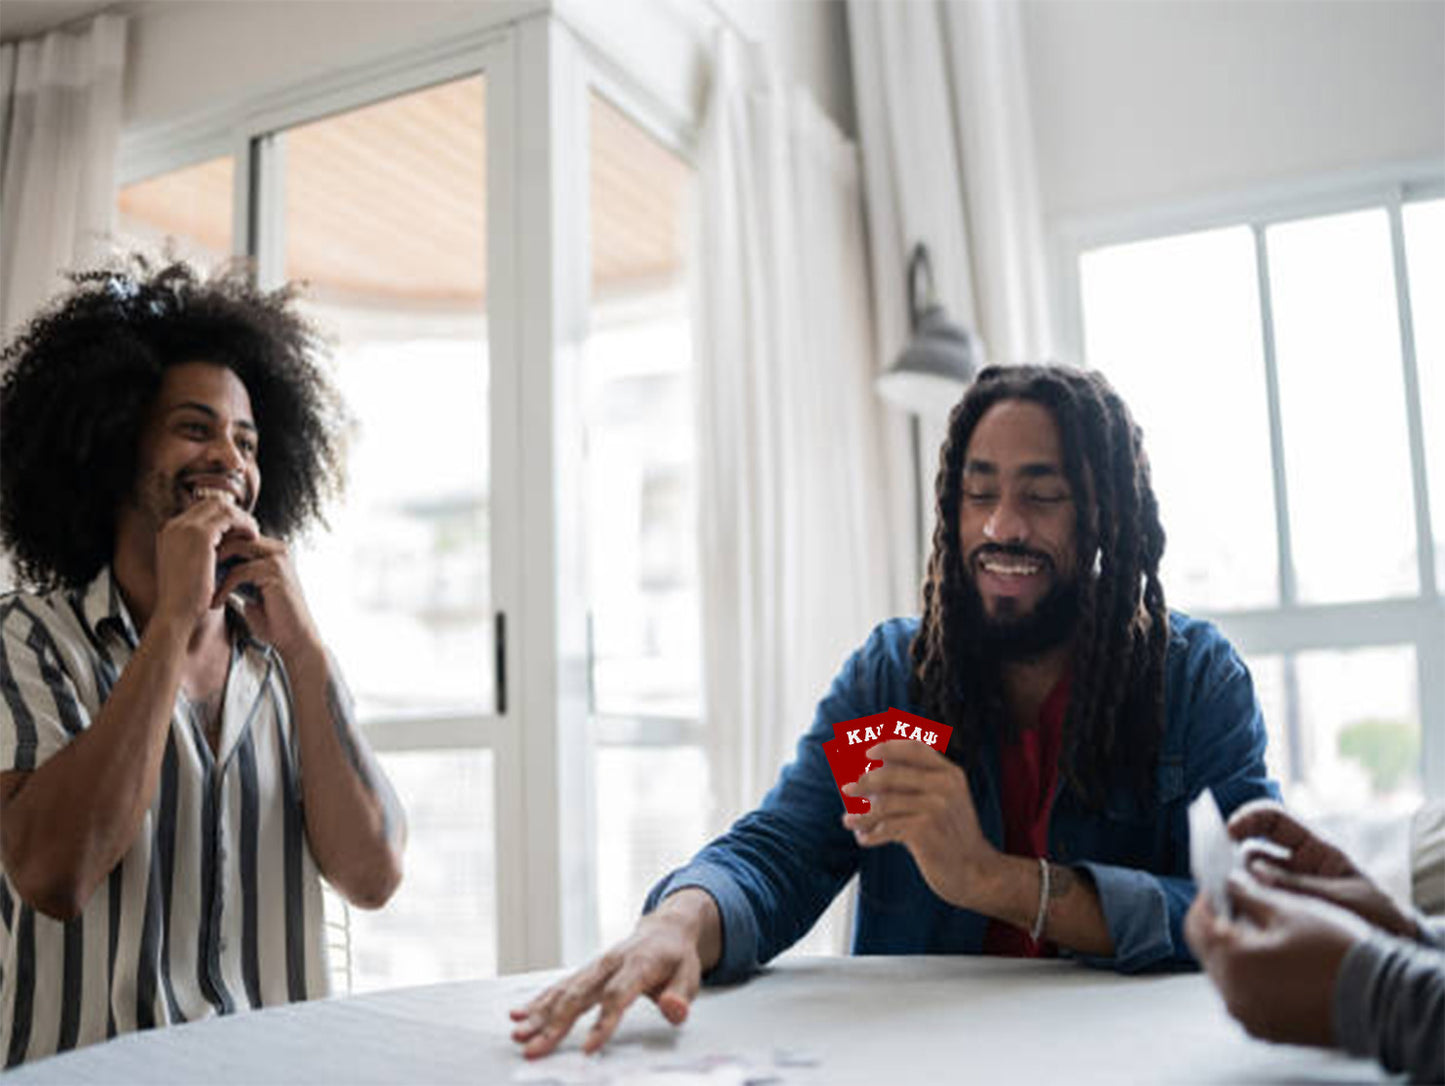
[982,672,1070,957]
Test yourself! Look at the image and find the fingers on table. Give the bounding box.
[511,965,609,1057]
[584,952,695,1054]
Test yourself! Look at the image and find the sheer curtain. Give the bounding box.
[0,13,127,339]
[694,29,897,831]
[847,0,1053,577]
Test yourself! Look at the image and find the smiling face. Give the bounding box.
[127,362,261,529]
[957,399,1081,653]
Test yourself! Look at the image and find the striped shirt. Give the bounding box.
[0,568,329,1067]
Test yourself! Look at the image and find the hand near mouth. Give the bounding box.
[153,492,260,627]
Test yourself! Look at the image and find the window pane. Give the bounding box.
[585,94,699,720]
[1403,198,1444,588]
[1268,209,1417,603]
[116,155,234,266]
[282,75,492,717]
[347,750,496,990]
[585,94,704,949]
[1239,653,1290,784]
[595,747,707,948]
[1080,227,1278,610]
[1285,645,1420,816]
[272,75,494,994]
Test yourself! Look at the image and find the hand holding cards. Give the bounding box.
[822,709,952,812]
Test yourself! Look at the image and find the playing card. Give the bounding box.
[821,737,883,814]
[829,709,952,754]
[883,707,952,753]
[1188,790,1237,919]
[830,709,892,747]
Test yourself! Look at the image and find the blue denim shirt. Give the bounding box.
[645,612,1279,979]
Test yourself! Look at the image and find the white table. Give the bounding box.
[6,956,1384,1084]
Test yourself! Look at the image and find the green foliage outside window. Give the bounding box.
[1337,718,1419,795]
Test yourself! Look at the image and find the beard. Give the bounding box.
[960,547,1081,662]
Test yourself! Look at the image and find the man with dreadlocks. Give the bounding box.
[0,260,405,1066]
[511,363,1277,1060]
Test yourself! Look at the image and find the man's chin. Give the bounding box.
[965,580,1081,661]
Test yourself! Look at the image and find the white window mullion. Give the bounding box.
[245,132,286,290]
[1387,194,1444,798]
[509,12,598,972]
[1252,223,1296,608]
[1386,194,1438,601]
[1251,223,1308,785]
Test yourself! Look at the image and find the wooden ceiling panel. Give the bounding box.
[118,75,695,309]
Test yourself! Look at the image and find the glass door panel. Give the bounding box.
[583,91,705,948]
[272,73,496,989]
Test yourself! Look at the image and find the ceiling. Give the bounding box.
[0,1,118,42]
[116,76,692,308]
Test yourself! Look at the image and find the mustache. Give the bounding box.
[969,543,1054,569]
[177,469,253,508]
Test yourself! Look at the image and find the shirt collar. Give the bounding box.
[79,566,140,649]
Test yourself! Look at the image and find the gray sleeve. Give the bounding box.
[1333,930,1445,1084]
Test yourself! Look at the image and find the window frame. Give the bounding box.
[115,0,716,974]
[1053,159,1445,801]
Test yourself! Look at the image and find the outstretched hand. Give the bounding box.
[509,891,716,1059]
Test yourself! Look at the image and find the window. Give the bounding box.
[113,10,714,980]
[1074,182,1444,815]
[1404,199,1445,589]
[115,155,234,267]
[267,74,497,992]
[582,92,706,949]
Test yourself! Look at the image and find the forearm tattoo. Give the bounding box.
[325,675,405,849]
[1048,862,1076,900]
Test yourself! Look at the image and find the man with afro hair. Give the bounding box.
[0,259,404,1066]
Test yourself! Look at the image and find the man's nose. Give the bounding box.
[206,434,246,474]
[982,497,1029,545]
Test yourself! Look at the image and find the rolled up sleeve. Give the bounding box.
[643,862,760,984]
[1070,864,1196,973]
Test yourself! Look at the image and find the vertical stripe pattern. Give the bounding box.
[0,573,332,1066]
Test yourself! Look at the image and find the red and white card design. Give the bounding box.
[821,708,952,811]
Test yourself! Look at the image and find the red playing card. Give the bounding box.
[884,707,952,753]
[822,736,884,814]
[831,709,893,747]
[831,709,952,755]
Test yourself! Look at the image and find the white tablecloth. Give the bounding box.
[6,955,1384,1083]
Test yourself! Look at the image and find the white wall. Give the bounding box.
[1022,0,1445,222]
[120,0,854,141]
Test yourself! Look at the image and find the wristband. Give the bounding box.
[1030,857,1050,942]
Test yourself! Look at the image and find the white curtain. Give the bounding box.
[694,30,897,827]
[0,13,127,339]
[847,0,1053,581]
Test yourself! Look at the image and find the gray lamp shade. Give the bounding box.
[876,243,983,415]
[876,305,982,414]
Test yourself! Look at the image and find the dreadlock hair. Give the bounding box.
[909,364,1169,808]
[0,256,346,592]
